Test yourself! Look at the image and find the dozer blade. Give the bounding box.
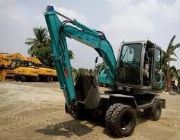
[75,75,100,109]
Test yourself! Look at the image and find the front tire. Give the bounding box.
[106,103,136,137]
[105,103,121,133]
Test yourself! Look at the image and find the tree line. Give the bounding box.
[25,27,180,91]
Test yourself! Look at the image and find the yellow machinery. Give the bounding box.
[0,53,10,68]
[0,53,8,81]
[0,53,39,81]
[0,53,57,82]
[27,57,57,81]
[0,53,17,80]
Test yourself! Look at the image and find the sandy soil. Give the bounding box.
[0,82,180,140]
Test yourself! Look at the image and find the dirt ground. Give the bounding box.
[0,82,180,140]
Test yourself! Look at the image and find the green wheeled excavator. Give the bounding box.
[44,6,166,137]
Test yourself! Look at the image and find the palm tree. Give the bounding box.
[25,27,52,66]
[26,27,50,55]
[162,35,180,90]
[25,27,74,67]
[170,66,178,78]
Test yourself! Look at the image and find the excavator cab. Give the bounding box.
[117,40,164,92]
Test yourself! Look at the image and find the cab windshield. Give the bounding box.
[118,43,142,84]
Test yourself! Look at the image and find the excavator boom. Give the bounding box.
[44,6,116,105]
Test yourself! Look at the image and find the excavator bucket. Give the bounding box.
[75,75,100,109]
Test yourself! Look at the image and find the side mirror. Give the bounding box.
[148,48,155,57]
[95,57,98,64]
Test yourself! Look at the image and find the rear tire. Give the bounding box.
[151,100,162,121]
[107,103,136,137]
[144,99,162,121]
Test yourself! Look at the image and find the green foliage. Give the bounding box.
[170,66,178,78]
[25,26,74,67]
[25,27,52,66]
[73,68,95,81]
[162,35,180,90]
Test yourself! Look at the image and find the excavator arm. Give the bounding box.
[44,6,116,106]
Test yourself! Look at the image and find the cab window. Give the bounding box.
[154,49,161,70]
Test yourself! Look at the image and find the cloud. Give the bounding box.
[0,0,179,68]
[0,1,31,54]
[0,1,94,68]
[0,1,87,54]
[54,7,98,69]
[100,0,180,54]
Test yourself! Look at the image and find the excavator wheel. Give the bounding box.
[105,103,121,133]
[151,100,162,121]
[144,99,162,121]
[107,103,136,137]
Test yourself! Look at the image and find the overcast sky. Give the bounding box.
[0,0,180,68]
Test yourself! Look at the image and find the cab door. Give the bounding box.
[152,48,164,89]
